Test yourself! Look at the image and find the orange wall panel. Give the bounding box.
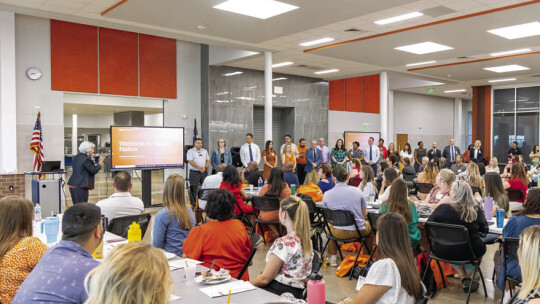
[329,79,345,111]
[362,74,380,113]
[99,28,138,96]
[139,34,177,99]
[51,20,98,93]
[345,77,363,112]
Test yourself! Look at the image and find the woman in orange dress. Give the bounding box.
[0,196,48,304]
[262,140,277,181]
[281,144,296,173]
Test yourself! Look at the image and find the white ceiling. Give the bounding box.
[1,0,540,98]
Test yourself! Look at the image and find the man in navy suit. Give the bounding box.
[305,140,322,184]
[428,142,442,161]
[68,141,103,204]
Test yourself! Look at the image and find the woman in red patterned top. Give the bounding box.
[0,196,48,304]
[219,165,254,215]
[503,162,529,202]
[251,196,313,299]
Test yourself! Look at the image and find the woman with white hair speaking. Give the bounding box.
[67,141,103,204]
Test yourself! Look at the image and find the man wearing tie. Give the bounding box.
[305,140,322,184]
[240,133,261,168]
[363,137,379,174]
[443,138,461,168]
[428,142,442,161]
[317,137,331,165]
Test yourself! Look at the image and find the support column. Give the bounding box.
[200,44,209,149]
[0,11,17,173]
[72,114,78,156]
[453,98,463,150]
[387,89,394,144]
[264,51,272,141]
[472,85,492,159]
[379,72,389,141]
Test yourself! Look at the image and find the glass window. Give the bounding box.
[493,88,515,113]
[516,86,540,111]
[493,113,514,163]
[516,112,539,163]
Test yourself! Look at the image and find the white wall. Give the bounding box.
[393,91,454,148]
[328,110,381,145]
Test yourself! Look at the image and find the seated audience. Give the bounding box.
[475,172,509,217]
[386,154,400,171]
[413,169,455,209]
[510,225,540,304]
[530,145,540,167]
[339,213,424,304]
[153,174,195,256]
[501,159,515,178]
[529,164,540,183]
[252,196,313,299]
[282,161,300,188]
[401,158,416,181]
[415,161,438,200]
[241,161,264,186]
[220,165,254,215]
[478,162,486,177]
[183,190,251,280]
[0,196,48,304]
[84,242,172,304]
[317,164,334,194]
[418,156,429,173]
[322,166,371,267]
[497,188,540,298]
[13,203,103,304]
[376,162,389,181]
[379,179,421,247]
[198,163,226,209]
[427,181,488,293]
[96,171,144,222]
[451,154,467,176]
[503,162,529,202]
[359,165,377,200]
[347,158,362,182]
[378,168,399,202]
[438,157,447,171]
[259,167,292,236]
[486,157,500,174]
[466,162,484,196]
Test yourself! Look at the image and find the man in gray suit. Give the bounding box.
[442,138,461,168]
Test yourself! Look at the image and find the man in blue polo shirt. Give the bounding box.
[13,204,103,304]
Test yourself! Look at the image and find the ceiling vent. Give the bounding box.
[296,64,325,71]
[422,6,457,18]
[344,28,367,34]
[530,74,540,77]
[457,56,470,60]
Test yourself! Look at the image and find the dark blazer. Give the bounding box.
[427,148,442,160]
[211,148,232,168]
[469,147,483,163]
[67,153,101,189]
[442,145,461,165]
[305,148,322,173]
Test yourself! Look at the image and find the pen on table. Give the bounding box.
[227,290,231,304]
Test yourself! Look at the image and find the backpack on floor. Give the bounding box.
[310,229,323,254]
[417,253,437,298]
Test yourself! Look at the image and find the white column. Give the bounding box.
[264,51,272,141]
[379,72,389,141]
[454,98,463,149]
[72,114,78,156]
[0,11,17,173]
[387,89,394,144]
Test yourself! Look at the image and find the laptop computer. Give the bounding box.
[41,161,62,172]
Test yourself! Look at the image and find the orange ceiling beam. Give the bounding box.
[101,0,129,16]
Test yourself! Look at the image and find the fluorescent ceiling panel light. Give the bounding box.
[488,78,516,83]
[483,64,530,73]
[444,89,466,93]
[374,12,423,25]
[394,41,453,54]
[272,61,293,68]
[299,37,335,46]
[490,48,532,57]
[487,22,540,39]
[314,69,339,74]
[406,60,436,67]
[214,0,298,19]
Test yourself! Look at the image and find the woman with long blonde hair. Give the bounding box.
[152,174,194,256]
[252,196,313,299]
[466,162,484,194]
[513,225,540,303]
[486,157,500,174]
[415,161,439,200]
[84,242,172,304]
[281,144,296,173]
[359,165,377,199]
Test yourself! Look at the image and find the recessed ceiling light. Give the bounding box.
[488,22,540,39]
[490,48,532,57]
[488,78,517,83]
[406,60,436,67]
[394,41,453,54]
[213,0,298,20]
[314,69,339,75]
[483,64,530,73]
[299,37,335,47]
[272,61,293,68]
[272,77,288,81]
[374,12,423,25]
[444,89,466,93]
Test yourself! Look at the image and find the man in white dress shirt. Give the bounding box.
[198,163,226,209]
[280,134,299,158]
[187,138,210,204]
[364,137,379,175]
[240,133,261,167]
[96,171,144,222]
[317,137,331,165]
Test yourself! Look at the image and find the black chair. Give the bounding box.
[470,186,482,196]
[502,237,521,300]
[403,172,416,182]
[507,189,524,204]
[107,213,152,239]
[416,182,434,195]
[423,222,487,304]
[196,188,218,224]
[236,233,262,280]
[321,208,371,280]
[299,193,323,229]
[233,199,254,232]
[302,251,322,300]
[364,212,382,274]
[251,196,282,243]
[348,177,362,187]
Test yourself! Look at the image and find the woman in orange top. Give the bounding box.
[183,189,251,280]
[262,140,277,181]
[0,196,48,304]
[281,144,296,173]
[258,168,291,237]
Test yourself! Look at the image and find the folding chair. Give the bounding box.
[107,213,151,239]
[196,188,218,224]
[415,183,434,196]
[364,212,382,274]
[236,233,262,280]
[502,237,521,301]
[251,196,281,244]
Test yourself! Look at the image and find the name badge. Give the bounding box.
[435,193,443,200]
[458,169,462,173]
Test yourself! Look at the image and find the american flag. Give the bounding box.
[30,112,44,173]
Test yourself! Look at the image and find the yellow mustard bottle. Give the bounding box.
[127,221,141,242]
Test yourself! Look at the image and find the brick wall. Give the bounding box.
[0,174,26,199]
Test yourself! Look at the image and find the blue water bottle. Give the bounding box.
[496,209,505,228]
[257,177,263,189]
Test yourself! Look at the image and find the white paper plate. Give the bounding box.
[195,275,232,284]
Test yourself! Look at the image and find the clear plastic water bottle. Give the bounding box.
[258,177,263,189]
[369,192,375,203]
[34,203,42,221]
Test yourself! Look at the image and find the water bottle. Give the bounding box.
[369,192,375,204]
[34,203,42,221]
[257,177,263,189]
[496,209,505,228]
[127,222,142,242]
[307,272,325,304]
